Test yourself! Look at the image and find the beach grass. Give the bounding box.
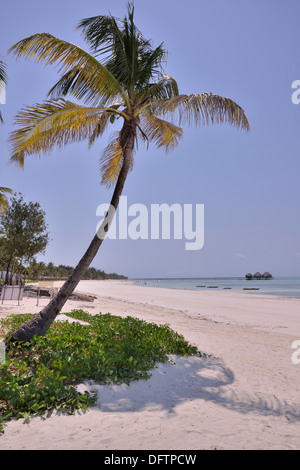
[0,310,200,434]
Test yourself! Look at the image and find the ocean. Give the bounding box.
[132,277,300,298]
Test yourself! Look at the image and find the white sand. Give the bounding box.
[0,279,300,450]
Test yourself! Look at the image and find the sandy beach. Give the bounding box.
[0,279,300,450]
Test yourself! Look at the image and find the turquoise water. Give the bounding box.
[132,277,300,298]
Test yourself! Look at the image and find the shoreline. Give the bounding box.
[0,280,300,449]
[130,278,300,300]
[133,282,300,301]
[53,279,300,336]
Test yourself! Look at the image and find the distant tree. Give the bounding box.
[27,259,47,280]
[46,261,56,277]
[22,260,126,280]
[57,265,73,277]
[0,193,50,284]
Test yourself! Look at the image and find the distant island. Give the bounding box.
[245,272,272,280]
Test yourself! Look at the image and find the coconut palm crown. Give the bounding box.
[9,3,249,179]
[7,3,249,342]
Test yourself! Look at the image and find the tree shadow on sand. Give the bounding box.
[78,355,300,422]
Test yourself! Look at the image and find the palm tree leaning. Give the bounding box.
[7,3,249,343]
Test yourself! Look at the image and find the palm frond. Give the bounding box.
[78,3,167,93]
[134,43,167,88]
[136,74,179,108]
[149,93,250,131]
[78,12,125,55]
[0,187,12,214]
[78,12,131,80]
[99,134,124,187]
[148,74,179,100]
[139,111,183,152]
[9,33,120,106]
[88,102,123,147]
[9,99,111,167]
[88,112,111,148]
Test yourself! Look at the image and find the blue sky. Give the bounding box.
[1,0,299,278]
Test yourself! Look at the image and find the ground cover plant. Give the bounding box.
[0,310,200,434]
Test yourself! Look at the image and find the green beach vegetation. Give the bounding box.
[7,2,249,343]
[0,310,201,434]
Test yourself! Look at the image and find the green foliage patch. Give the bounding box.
[0,310,200,434]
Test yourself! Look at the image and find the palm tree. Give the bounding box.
[0,187,12,214]
[7,3,249,342]
[0,56,7,123]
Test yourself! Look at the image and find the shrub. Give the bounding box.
[0,310,201,433]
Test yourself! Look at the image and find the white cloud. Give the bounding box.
[230,249,246,259]
[235,253,246,259]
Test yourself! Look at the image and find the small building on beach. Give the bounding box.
[245,272,273,280]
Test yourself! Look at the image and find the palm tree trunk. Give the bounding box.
[8,123,135,343]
